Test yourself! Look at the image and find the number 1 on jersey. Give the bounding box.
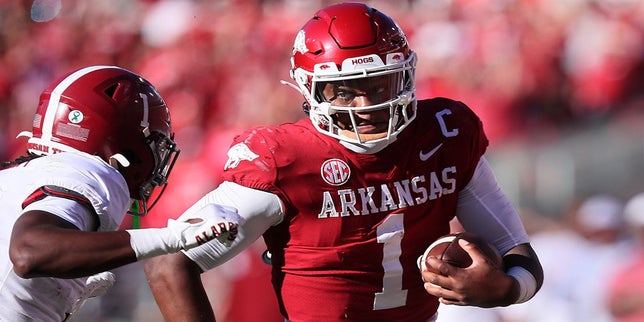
[374,213,407,310]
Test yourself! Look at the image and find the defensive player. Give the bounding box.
[145,3,544,321]
[0,65,241,322]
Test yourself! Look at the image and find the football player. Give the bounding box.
[145,3,544,321]
[0,65,241,321]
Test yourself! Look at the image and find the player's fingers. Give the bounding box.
[423,280,443,296]
[457,238,486,265]
[439,296,467,306]
[426,256,453,276]
[424,282,462,304]
[422,270,452,290]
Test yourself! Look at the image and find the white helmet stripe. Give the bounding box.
[41,65,125,141]
[139,92,150,128]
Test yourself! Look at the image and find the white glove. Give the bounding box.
[64,272,116,320]
[127,204,242,259]
[86,271,117,297]
[167,204,242,250]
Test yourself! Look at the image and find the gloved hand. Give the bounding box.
[167,204,242,250]
[64,271,116,320]
[127,204,242,259]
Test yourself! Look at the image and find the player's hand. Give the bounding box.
[421,239,515,308]
[64,272,117,321]
[167,204,242,250]
[85,271,117,298]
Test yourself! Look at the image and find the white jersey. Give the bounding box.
[0,152,130,322]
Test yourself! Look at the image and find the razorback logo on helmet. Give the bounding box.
[388,53,404,63]
[320,158,350,186]
[313,62,340,73]
[224,143,259,170]
[293,30,308,55]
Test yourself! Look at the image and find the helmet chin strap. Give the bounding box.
[339,129,389,141]
[339,134,396,154]
[279,79,300,93]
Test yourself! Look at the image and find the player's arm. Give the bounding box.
[10,207,136,278]
[423,156,543,307]
[10,186,241,279]
[146,252,215,322]
[145,181,284,322]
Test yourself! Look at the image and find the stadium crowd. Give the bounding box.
[0,0,642,321]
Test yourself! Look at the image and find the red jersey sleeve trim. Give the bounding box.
[22,185,97,219]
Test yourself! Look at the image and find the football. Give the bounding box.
[418,232,503,273]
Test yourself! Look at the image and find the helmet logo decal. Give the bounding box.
[293,30,308,54]
[56,122,89,142]
[224,143,259,170]
[68,110,84,123]
[389,53,403,62]
[321,158,350,186]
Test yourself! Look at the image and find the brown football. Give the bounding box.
[419,232,503,273]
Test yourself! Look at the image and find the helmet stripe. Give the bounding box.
[139,93,150,128]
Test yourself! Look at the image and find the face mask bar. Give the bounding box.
[308,60,416,145]
[129,133,180,216]
[281,51,417,153]
[315,73,404,107]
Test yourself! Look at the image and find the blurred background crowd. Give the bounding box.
[1,0,643,321]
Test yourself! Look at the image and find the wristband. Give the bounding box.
[126,228,180,260]
[506,266,537,304]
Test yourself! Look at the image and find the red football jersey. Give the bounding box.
[221,97,488,321]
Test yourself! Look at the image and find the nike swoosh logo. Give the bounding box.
[419,143,443,161]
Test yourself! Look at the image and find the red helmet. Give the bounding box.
[287,2,417,154]
[18,65,180,215]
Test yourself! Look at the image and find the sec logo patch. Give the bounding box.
[321,158,350,186]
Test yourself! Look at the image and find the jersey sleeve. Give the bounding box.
[22,196,96,231]
[221,128,282,194]
[23,153,131,232]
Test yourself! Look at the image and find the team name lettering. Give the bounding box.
[352,57,374,65]
[318,166,457,218]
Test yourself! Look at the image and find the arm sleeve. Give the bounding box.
[180,181,283,271]
[455,156,529,255]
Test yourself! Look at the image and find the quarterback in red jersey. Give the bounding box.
[145,3,544,321]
